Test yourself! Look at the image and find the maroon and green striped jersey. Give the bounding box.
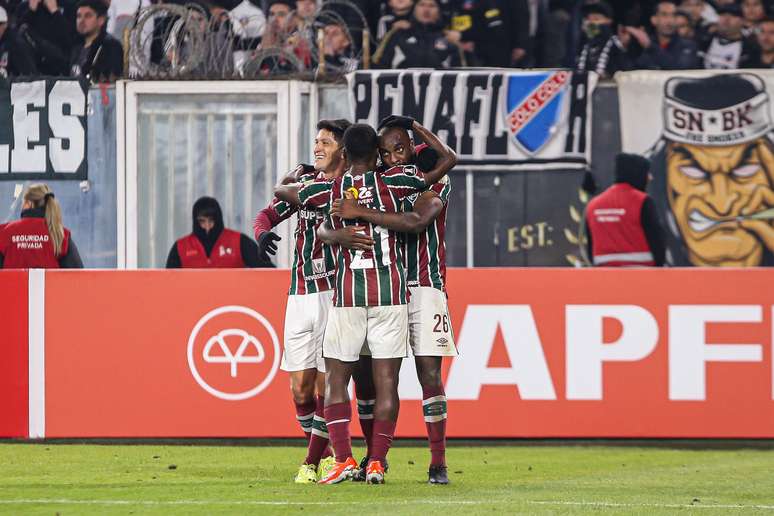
[402,176,451,291]
[298,165,427,308]
[253,171,336,295]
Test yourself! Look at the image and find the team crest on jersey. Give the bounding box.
[312,258,325,274]
[505,71,570,155]
[219,246,233,257]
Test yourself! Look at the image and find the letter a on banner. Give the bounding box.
[446,305,556,400]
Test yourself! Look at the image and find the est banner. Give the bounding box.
[348,70,597,170]
[617,70,774,267]
[0,77,88,180]
[30,269,774,439]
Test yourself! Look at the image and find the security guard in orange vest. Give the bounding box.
[166,196,265,268]
[585,153,665,267]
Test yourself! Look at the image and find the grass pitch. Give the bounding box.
[1,441,774,515]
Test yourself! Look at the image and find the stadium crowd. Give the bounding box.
[1,0,774,80]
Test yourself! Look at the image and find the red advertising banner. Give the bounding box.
[0,270,28,438]
[44,269,774,438]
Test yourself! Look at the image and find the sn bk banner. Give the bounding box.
[617,70,774,267]
[0,77,88,180]
[347,70,597,170]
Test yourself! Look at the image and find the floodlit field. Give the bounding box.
[1,441,774,515]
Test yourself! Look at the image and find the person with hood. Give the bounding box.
[0,183,83,269]
[584,153,666,267]
[373,0,464,69]
[166,196,264,268]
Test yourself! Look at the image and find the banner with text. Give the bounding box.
[617,70,774,266]
[0,77,88,180]
[348,70,597,170]
[39,269,774,439]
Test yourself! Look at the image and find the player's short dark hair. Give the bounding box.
[343,124,378,162]
[317,119,351,145]
[76,0,108,16]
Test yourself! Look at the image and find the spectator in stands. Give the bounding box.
[0,5,39,76]
[166,196,265,268]
[634,0,700,69]
[679,0,717,28]
[446,0,520,67]
[513,0,549,67]
[14,0,73,75]
[231,0,266,73]
[322,21,357,71]
[574,1,635,78]
[295,0,316,20]
[260,0,312,69]
[0,184,83,269]
[373,0,464,69]
[376,0,413,40]
[69,0,123,81]
[749,16,774,66]
[674,9,695,40]
[701,4,759,69]
[107,0,150,39]
[742,0,766,32]
[543,0,574,67]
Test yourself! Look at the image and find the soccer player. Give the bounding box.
[321,115,455,484]
[252,118,351,483]
[276,123,456,485]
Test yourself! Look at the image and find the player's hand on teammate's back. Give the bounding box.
[378,115,415,131]
[257,231,281,256]
[331,198,363,220]
[335,226,375,251]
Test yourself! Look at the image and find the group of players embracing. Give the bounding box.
[253,116,457,485]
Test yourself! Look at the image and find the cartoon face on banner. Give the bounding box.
[651,74,774,266]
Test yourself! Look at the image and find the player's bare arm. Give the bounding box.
[275,183,302,206]
[410,121,457,185]
[317,221,375,251]
[331,191,443,234]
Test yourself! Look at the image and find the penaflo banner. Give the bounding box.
[347,70,597,170]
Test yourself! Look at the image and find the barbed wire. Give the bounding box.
[126,0,369,80]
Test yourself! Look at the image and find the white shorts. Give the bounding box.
[280,290,334,373]
[323,305,409,362]
[408,286,457,356]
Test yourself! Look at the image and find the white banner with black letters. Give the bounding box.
[0,77,88,180]
[347,70,597,170]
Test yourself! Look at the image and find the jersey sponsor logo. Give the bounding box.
[187,305,280,401]
[299,208,322,220]
[506,71,571,155]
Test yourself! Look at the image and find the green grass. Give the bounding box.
[1,441,774,515]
